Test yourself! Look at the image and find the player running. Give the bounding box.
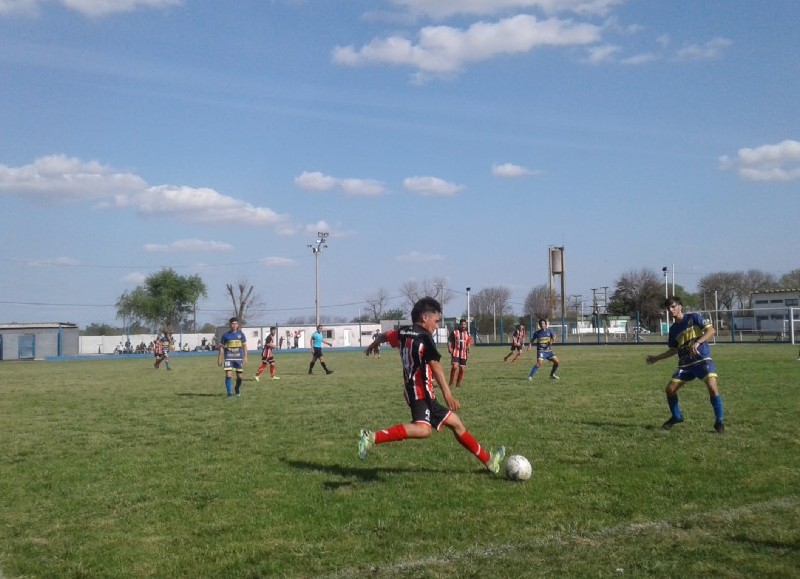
[448,318,472,387]
[154,331,171,370]
[646,296,725,433]
[360,297,505,474]
[503,323,525,363]
[528,319,560,381]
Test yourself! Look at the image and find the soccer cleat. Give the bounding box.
[487,446,506,474]
[358,429,374,460]
[714,421,725,434]
[326,370,334,375]
[253,375,260,382]
[662,416,684,430]
[550,375,560,380]
[528,376,533,381]
[272,376,280,380]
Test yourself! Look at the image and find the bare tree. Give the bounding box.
[698,272,740,310]
[523,284,550,321]
[226,278,262,325]
[364,288,390,322]
[399,277,451,313]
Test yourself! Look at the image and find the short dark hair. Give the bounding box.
[411,297,442,323]
[664,295,682,308]
[459,318,467,324]
[538,318,547,325]
[229,317,239,324]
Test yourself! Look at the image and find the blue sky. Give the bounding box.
[1,0,798,328]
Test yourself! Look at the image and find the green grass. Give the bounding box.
[1,344,799,577]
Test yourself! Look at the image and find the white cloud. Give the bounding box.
[260,257,295,267]
[25,256,81,267]
[585,43,620,64]
[294,170,387,197]
[674,37,732,61]
[294,171,339,191]
[719,139,800,182]
[620,52,659,65]
[388,0,622,20]
[403,176,464,196]
[0,0,182,17]
[492,162,540,178]
[143,239,234,253]
[123,272,147,285]
[0,155,296,229]
[396,251,445,263]
[0,155,147,202]
[333,14,601,76]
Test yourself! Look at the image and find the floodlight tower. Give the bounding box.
[308,232,329,326]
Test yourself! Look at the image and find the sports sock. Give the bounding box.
[375,424,407,444]
[667,394,683,420]
[270,365,276,378]
[456,431,490,463]
[710,394,724,422]
[225,376,232,395]
[529,365,539,378]
[457,367,464,386]
[235,377,242,394]
[256,363,266,376]
[449,366,456,385]
[550,363,558,376]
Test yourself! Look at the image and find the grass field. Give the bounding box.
[1,344,798,577]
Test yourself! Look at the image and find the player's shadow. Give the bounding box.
[582,420,646,430]
[282,458,467,490]
[175,392,220,397]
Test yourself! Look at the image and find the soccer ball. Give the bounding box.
[504,454,532,482]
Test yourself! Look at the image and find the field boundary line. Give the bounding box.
[317,496,798,578]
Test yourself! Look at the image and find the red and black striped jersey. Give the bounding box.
[387,324,441,401]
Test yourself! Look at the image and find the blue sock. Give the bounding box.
[165,361,170,370]
[225,376,232,394]
[667,394,683,420]
[529,365,539,378]
[710,394,724,423]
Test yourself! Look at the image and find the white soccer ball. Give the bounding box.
[504,454,532,482]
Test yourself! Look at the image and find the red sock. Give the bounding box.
[456,431,490,463]
[375,424,407,444]
[256,363,266,376]
[457,368,464,386]
[270,365,276,378]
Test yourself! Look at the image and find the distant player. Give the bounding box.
[448,318,472,387]
[503,323,524,363]
[528,319,560,380]
[646,296,725,433]
[218,317,247,397]
[254,326,279,381]
[154,331,171,370]
[360,297,505,474]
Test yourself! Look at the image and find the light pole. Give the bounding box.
[662,266,669,330]
[308,232,329,326]
[466,287,471,331]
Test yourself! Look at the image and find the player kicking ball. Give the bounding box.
[360,297,505,474]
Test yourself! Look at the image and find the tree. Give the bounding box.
[226,278,263,326]
[382,308,407,321]
[399,277,451,314]
[698,272,740,311]
[523,284,550,321]
[470,286,513,337]
[363,288,390,322]
[779,268,800,288]
[607,268,662,327]
[116,268,207,333]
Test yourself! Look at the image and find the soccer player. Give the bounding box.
[646,296,725,433]
[360,297,505,474]
[308,324,333,375]
[254,326,279,381]
[503,323,524,363]
[448,318,472,387]
[528,319,560,380]
[218,317,248,397]
[154,332,171,370]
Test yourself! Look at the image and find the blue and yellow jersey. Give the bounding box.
[531,328,555,353]
[668,312,712,367]
[159,335,171,353]
[220,330,247,361]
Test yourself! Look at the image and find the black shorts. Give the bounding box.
[451,356,468,367]
[312,346,323,359]
[406,396,451,431]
